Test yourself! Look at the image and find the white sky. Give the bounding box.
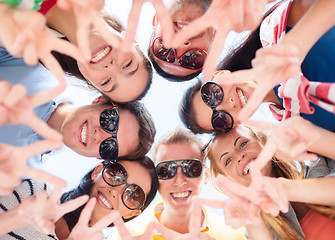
[41,1,276,238]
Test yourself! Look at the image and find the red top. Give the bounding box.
[38,0,57,15]
[300,209,335,240]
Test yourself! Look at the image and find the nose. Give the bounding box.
[173,167,187,186]
[94,125,112,143]
[217,95,235,111]
[237,153,245,163]
[175,43,192,58]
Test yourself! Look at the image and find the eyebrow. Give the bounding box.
[219,136,242,162]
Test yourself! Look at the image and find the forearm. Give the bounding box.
[280,177,335,207]
[0,207,28,235]
[246,219,274,240]
[282,0,335,62]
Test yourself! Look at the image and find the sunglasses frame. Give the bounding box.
[150,37,207,70]
[201,81,234,133]
[102,161,146,210]
[156,159,204,180]
[99,105,119,161]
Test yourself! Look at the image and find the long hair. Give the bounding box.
[60,157,159,231]
[206,125,335,239]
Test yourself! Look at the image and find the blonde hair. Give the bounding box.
[152,127,204,163]
[206,125,335,239]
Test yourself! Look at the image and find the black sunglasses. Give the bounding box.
[151,37,207,70]
[99,106,119,160]
[156,159,204,180]
[201,81,234,133]
[102,161,146,210]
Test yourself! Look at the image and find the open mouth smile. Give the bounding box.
[236,88,248,108]
[97,191,114,210]
[90,46,112,64]
[79,120,88,146]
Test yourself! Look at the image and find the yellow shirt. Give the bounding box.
[112,202,245,240]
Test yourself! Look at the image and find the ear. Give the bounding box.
[123,209,142,219]
[91,164,104,181]
[152,13,158,27]
[204,167,210,185]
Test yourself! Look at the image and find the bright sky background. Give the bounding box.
[41,1,277,238]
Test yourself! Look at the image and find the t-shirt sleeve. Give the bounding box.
[305,156,335,179]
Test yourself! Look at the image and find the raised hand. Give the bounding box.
[216,43,300,122]
[113,214,155,240]
[56,0,122,60]
[120,0,174,53]
[17,189,89,234]
[67,198,120,240]
[245,117,320,173]
[0,141,66,195]
[171,0,269,79]
[0,5,82,83]
[0,79,63,140]
[154,200,215,240]
[215,174,289,217]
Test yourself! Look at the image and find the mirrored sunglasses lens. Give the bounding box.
[156,162,177,180]
[181,160,203,178]
[201,82,223,107]
[99,138,118,160]
[179,50,206,70]
[153,39,175,62]
[104,163,127,186]
[122,184,146,209]
[100,108,118,133]
[212,111,233,133]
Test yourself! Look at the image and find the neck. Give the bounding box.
[158,206,204,234]
[47,102,71,133]
[45,4,79,44]
[55,217,70,240]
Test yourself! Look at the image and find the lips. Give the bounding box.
[79,120,88,146]
[90,45,112,64]
[97,191,114,210]
[242,159,255,176]
[236,88,248,108]
[174,21,189,30]
[170,191,191,201]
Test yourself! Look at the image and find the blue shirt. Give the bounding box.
[274,26,335,132]
[0,47,59,166]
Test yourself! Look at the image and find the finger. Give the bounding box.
[244,0,261,30]
[250,139,276,178]
[24,114,63,141]
[263,180,288,213]
[26,168,67,189]
[52,37,84,62]
[152,0,174,47]
[113,212,132,240]
[23,41,39,66]
[75,12,92,60]
[77,197,97,225]
[21,139,63,159]
[171,15,213,48]
[203,29,229,80]
[154,221,179,240]
[91,211,119,231]
[229,0,244,32]
[31,80,66,107]
[120,0,142,53]
[3,84,27,107]
[59,195,90,217]
[189,200,202,234]
[247,203,262,224]
[141,221,155,239]
[244,119,277,132]
[40,55,66,89]
[196,198,226,209]
[0,80,12,103]
[295,152,319,162]
[215,175,249,198]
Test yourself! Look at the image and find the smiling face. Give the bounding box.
[209,126,272,186]
[150,0,213,77]
[192,71,256,132]
[89,161,152,225]
[77,31,149,103]
[60,103,140,158]
[155,142,203,216]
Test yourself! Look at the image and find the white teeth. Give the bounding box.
[81,122,87,145]
[172,191,190,199]
[243,162,251,175]
[237,89,247,107]
[91,46,111,63]
[176,22,186,28]
[99,194,112,209]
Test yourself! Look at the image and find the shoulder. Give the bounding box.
[204,208,245,240]
[306,156,335,178]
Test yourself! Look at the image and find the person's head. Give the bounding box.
[180,71,256,134]
[152,127,207,216]
[148,0,214,81]
[52,14,153,103]
[61,157,159,230]
[59,100,156,160]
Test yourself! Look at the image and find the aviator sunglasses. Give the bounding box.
[99,105,119,160]
[156,159,204,180]
[102,161,147,210]
[201,81,234,133]
[151,37,207,70]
